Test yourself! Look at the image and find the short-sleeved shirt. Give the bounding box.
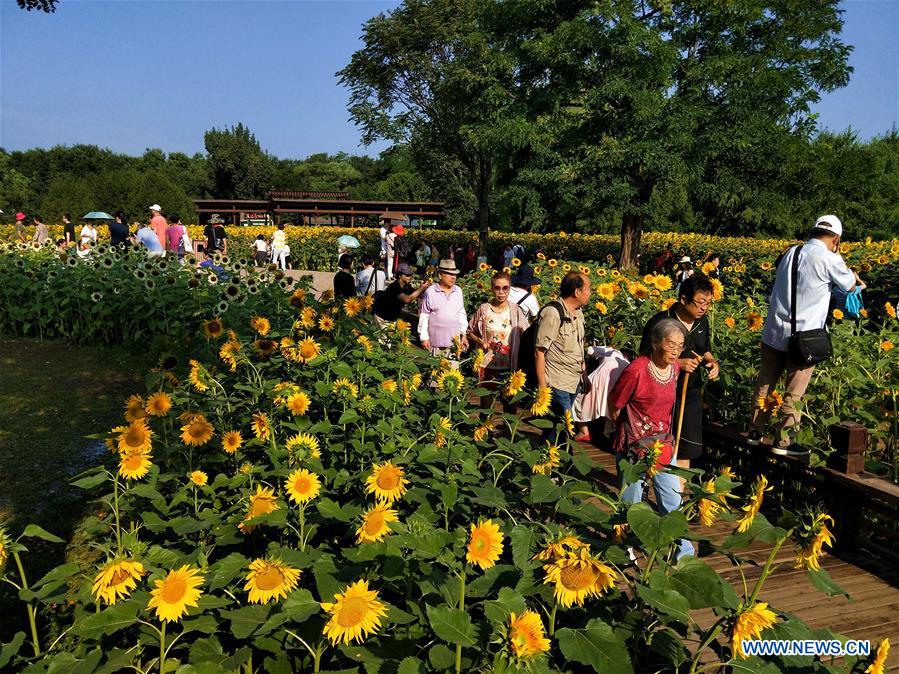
[419,283,466,348]
[108,221,130,246]
[204,224,227,251]
[535,300,585,394]
[334,270,356,299]
[166,224,185,252]
[483,305,512,370]
[80,225,98,245]
[509,287,540,321]
[374,280,412,321]
[608,355,680,453]
[639,305,711,390]
[135,227,163,253]
[272,230,287,250]
[63,222,76,243]
[15,221,25,240]
[32,223,49,243]
[150,215,168,247]
[762,239,856,351]
[356,268,386,295]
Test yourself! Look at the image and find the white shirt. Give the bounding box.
[762,238,856,351]
[254,239,268,252]
[80,224,98,245]
[508,287,540,321]
[355,267,386,295]
[379,226,388,252]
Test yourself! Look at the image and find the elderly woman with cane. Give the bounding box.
[609,318,694,561]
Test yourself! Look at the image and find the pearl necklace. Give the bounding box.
[648,358,674,385]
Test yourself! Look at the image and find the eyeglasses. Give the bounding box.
[492,285,510,291]
[690,298,712,308]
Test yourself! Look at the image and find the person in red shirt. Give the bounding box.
[149,204,168,257]
[609,317,693,560]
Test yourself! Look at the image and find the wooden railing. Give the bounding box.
[703,421,899,564]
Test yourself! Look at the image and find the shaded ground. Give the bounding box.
[0,338,141,640]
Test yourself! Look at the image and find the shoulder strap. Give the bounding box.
[790,244,802,335]
[365,268,376,294]
[516,291,531,306]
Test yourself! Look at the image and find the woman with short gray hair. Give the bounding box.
[608,318,693,560]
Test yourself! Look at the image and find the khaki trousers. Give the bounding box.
[750,342,815,446]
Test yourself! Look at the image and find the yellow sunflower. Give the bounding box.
[189,470,208,487]
[381,379,398,393]
[147,565,204,623]
[503,370,527,398]
[534,532,588,562]
[435,368,465,393]
[531,386,552,417]
[344,297,363,318]
[356,503,399,544]
[357,334,373,353]
[321,580,387,645]
[332,377,359,400]
[222,430,243,455]
[542,548,617,607]
[881,340,894,352]
[92,559,145,605]
[124,394,147,422]
[466,519,504,570]
[181,414,214,447]
[794,512,835,571]
[473,421,492,442]
[117,420,153,455]
[145,392,172,417]
[297,337,322,363]
[250,316,271,336]
[532,443,561,475]
[594,301,608,315]
[0,527,9,569]
[119,449,153,481]
[653,275,673,291]
[285,391,311,416]
[251,412,271,441]
[865,639,890,674]
[220,339,242,372]
[300,306,317,328]
[203,318,224,339]
[746,312,764,331]
[508,610,551,658]
[239,485,279,532]
[285,468,322,504]
[563,410,575,436]
[434,415,452,447]
[724,316,736,329]
[365,462,408,504]
[187,359,210,392]
[736,475,770,533]
[731,602,777,658]
[285,432,321,459]
[244,558,301,604]
[318,315,336,332]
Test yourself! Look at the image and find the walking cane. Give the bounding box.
[673,352,703,456]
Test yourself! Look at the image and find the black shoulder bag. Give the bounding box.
[787,245,833,366]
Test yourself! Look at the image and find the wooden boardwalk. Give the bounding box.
[578,443,899,671]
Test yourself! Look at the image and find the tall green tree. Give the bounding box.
[204,123,273,200]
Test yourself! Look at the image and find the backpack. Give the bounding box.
[395,235,412,259]
[517,300,565,388]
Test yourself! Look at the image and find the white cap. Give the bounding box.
[677,256,691,264]
[814,214,842,237]
[149,204,162,212]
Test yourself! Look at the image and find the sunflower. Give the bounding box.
[181,414,214,446]
[473,422,492,442]
[547,259,557,268]
[653,275,673,292]
[378,379,397,394]
[299,306,317,329]
[724,316,736,329]
[531,386,552,417]
[466,520,504,570]
[366,462,408,504]
[881,340,894,352]
[117,420,153,454]
[736,475,770,533]
[731,602,777,658]
[189,470,208,487]
[357,334,373,353]
[285,433,321,459]
[760,261,773,271]
[285,391,311,415]
[757,390,783,417]
[251,412,271,441]
[434,416,452,447]
[239,485,280,532]
[508,610,551,658]
[0,527,9,569]
[794,512,835,571]
[630,282,651,301]
[244,558,301,604]
[698,478,723,527]
[563,410,575,436]
[435,368,465,393]
[532,443,561,475]
[203,318,224,339]
[220,339,242,372]
[297,337,322,363]
[320,289,335,303]
[285,468,321,504]
[597,283,615,300]
[534,532,588,562]
[356,503,399,544]
[124,394,147,422]
[187,359,210,392]
[746,312,764,331]
[92,559,145,605]
[332,377,359,400]
[542,548,617,607]
[832,308,844,320]
[222,430,243,455]
[316,314,335,332]
[119,448,153,480]
[594,301,608,314]
[344,297,363,318]
[503,370,527,398]
[660,297,676,311]
[321,580,387,645]
[710,278,724,301]
[865,639,890,674]
[472,348,485,372]
[254,338,279,357]
[886,302,897,319]
[145,392,172,417]
[250,316,271,336]
[147,565,204,623]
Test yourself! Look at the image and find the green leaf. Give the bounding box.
[20,524,65,543]
[806,568,849,597]
[556,619,634,674]
[484,587,526,623]
[426,605,476,646]
[529,418,554,429]
[428,644,456,669]
[668,558,725,609]
[530,474,562,503]
[571,446,595,475]
[635,584,691,623]
[338,410,360,425]
[316,498,360,522]
[626,503,688,551]
[398,657,421,674]
[509,525,539,568]
[0,632,25,669]
[223,604,272,639]
[73,602,139,639]
[70,472,108,490]
[283,588,321,622]
[207,552,249,591]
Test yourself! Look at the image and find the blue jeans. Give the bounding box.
[544,385,580,444]
[617,457,695,561]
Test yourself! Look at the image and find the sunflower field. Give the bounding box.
[0,240,894,673]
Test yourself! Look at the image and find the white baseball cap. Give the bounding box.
[149,204,162,212]
[814,214,842,237]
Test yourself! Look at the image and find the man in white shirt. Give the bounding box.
[747,215,861,455]
[509,265,541,321]
[356,255,387,296]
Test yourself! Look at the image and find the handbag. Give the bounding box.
[180,226,193,254]
[787,245,833,366]
[845,288,864,318]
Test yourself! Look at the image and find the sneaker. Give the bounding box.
[771,443,810,457]
[746,429,763,446]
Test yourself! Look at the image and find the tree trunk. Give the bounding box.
[477,155,491,256]
[619,211,643,270]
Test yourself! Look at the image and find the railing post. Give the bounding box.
[826,422,867,475]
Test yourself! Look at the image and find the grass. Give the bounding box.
[0,338,142,642]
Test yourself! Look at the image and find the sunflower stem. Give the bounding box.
[158,621,166,674]
[13,551,40,657]
[299,503,307,552]
[313,640,324,673]
[455,570,466,674]
[113,472,123,556]
[747,534,788,604]
[548,601,558,637]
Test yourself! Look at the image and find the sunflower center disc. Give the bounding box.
[254,567,284,591]
[560,564,596,591]
[364,512,385,534]
[337,597,368,627]
[161,577,187,603]
[377,473,398,490]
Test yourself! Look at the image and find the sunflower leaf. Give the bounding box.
[0,632,25,669]
[20,524,65,544]
[223,604,272,640]
[556,619,634,674]
[509,525,539,568]
[283,588,320,622]
[426,605,476,646]
[529,475,562,503]
[626,503,688,551]
[207,552,250,591]
[70,471,108,491]
[806,568,849,597]
[73,602,140,639]
[398,657,422,674]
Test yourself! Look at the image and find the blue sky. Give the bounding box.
[1,0,896,159]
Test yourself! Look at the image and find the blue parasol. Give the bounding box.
[83,211,114,220]
[337,235,361,248]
